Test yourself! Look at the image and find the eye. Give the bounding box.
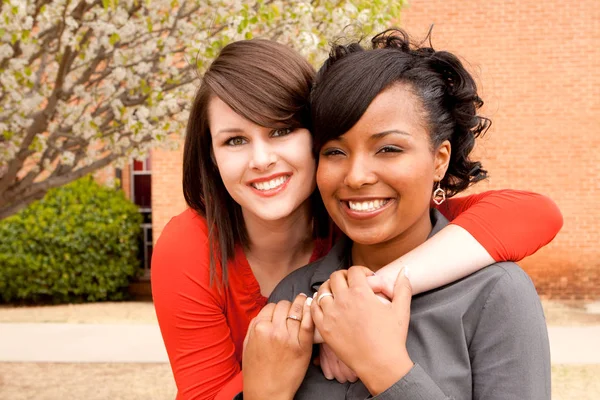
[225,136,247,146]
[376,145,403,154]
[321,148,346,157]
[271,128,293,137]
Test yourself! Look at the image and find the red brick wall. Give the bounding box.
[401,0,600,299]
[151,145,187,242]
[149,0,599,299]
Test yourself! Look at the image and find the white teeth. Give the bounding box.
[348,199,389,212]
[251,176,289,191]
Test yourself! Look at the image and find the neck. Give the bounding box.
[243,200,314,277]
[352,209,433,272]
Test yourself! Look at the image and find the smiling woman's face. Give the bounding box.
[209,96,317,222]
[316,83,450,246]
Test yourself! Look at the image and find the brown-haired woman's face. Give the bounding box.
[316,84,450,245]
[209,96,317,221]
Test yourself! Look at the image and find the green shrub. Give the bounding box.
[0,176,143,304]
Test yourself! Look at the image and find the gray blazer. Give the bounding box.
[266,210,551,400]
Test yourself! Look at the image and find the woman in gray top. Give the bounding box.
[240,28,551,400]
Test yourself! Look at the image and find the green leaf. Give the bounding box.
[109,33,120,46]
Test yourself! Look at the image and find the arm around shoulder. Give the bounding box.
[442,189,563,261]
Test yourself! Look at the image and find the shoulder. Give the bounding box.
[268,260,323,303]
[479,262,542,309]
[157,208,209,247]
[152,208,213,286]
[153,208,211,264]
[477,262,539,298]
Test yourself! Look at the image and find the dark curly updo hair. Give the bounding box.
[311,28,490,197]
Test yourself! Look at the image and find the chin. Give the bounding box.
[343,227,390,246]
[254,205,298,221]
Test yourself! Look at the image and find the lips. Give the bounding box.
[247,173,292,197]
[339,197,395,220]
[250,175,290,191]
[347,199,390,212]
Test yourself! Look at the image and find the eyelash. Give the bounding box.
[225,137,247,146]
[321,145,403,157]
[377,145,403,154]
[321,148,345,157]
[271,128,293,137]
[224,128,293,146]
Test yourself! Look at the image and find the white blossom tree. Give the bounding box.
[0,0,402,220]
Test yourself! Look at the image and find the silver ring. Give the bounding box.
[317,292,334,306]
[286,315,301,322]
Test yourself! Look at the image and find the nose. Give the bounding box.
[249,139,277,171]
[343,155,377,189]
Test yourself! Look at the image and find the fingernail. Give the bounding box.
[403,267,410,279]
[299,292,307,297]
[313,292,318,299]
[306,297,313,306]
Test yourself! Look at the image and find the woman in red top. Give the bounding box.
[151,39,562,400]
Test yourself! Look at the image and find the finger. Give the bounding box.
[316,280,335,312]
[313,326,324,344]
[320,344,334,380]
[311,292,325,334]
[391,267,413,319]
[330,356,345,383]
[329,270,348,296]
[347,266,372,290]
[375,292,392,305]
[366,274,388,294]
[248,303,276,332]
[286,293,307,334]
[338,359,358,383]
[368,270,397,299]
[298,294,315,348]
[272,300,292,332]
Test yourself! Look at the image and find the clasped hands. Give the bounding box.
[242,266,414,400]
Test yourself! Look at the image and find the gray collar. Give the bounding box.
[309,209,449,292]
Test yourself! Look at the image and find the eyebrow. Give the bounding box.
[370,130,411,140]
[215,128,245,136]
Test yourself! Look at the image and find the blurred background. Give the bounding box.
[0,0,598,399]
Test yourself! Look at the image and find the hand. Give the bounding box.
[317,342,358,383]
[311,266,414,396]
[313,266,384,343]
[366,269,399,300]
[243,294,314,400]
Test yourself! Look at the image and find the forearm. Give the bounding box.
[377,224,493,295]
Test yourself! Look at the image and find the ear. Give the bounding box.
[433,140,451,181]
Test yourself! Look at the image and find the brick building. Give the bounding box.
[120,0,599,299]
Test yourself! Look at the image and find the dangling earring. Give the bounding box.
[433,182,446,205]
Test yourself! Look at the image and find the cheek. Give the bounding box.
[284,132,316,177]
[316,160,340,199]
[212,147,246,185]
[387,157,436,198]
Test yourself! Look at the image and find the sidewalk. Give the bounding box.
[0,322,598,364]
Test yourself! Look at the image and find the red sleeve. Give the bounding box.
[151,211,240,400]
[435,189,563,262]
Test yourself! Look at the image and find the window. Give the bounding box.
[131,157,153,277]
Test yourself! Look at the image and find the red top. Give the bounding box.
[151,190,562,400]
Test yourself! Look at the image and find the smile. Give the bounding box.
[347,199,390,212]
[250,175,290,191]
[341,198,394,220]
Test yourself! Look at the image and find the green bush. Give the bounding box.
[0,176,143,304]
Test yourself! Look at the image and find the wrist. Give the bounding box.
[358,354,413,396]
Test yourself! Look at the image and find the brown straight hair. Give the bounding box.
[183,40,330,286]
